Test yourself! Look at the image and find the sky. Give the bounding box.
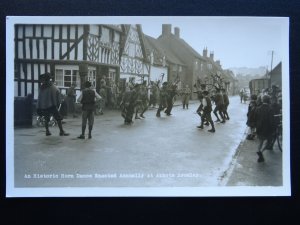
[139,17,288,70]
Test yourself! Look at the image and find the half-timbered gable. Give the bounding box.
[87,25,121,65]
[120,25,149,83]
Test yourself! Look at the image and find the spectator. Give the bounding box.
[77,81,101,139]
[255,95,275,162]
[66,83,77,118]
[36,72,69,136]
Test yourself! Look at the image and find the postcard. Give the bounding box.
[6,16,290,197]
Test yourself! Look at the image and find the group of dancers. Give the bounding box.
[195,88,230,133]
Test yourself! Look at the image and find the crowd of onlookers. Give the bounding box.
[245,85,282,162]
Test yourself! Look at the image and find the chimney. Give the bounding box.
[216,60,221,66]
[174,27,180,38]
[162,24,172,36]
[210,51,214,60]
[203,47,208,57]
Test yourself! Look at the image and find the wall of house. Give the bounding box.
[14,24,122,99]
[120,25,149,82]
[270,63,282,89]
[150,66,168,83]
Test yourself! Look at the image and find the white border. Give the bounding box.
[6,16,290,197]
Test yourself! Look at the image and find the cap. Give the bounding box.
[84,81,92,88]
[39,72,52,80]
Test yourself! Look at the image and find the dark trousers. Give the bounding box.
[122,104,135,122]
[223,103,229,119]
[156,99,167,116]
[201,110,215,130]
[40,106,64,133]
[82,110,94,130]
[165,98,174,114]
[213,104,225,121]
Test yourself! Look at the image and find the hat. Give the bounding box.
[39,72,52,80]
[84,81,92,88]
[262,94,271,104]
[203,90,209,95]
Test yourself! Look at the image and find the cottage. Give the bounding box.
[14,24,123,100]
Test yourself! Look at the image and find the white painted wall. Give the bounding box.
[149,66,168,83]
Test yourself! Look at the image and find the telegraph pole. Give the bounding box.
[270,50,274,74]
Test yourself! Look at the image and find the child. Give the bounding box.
[246,94,258,140]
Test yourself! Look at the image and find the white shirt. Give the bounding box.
[202,97,207,107]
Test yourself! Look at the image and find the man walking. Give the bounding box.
[77,81,101,139]
[255,95,275,162]
[36,72,69,136]
[156,82,169,117]
[164,84,178,116]
[198,90,215,133]
[213,89,226,123]
[181,85,191,109]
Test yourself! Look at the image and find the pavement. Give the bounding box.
[224,133,283,186]
[11,96,283,191]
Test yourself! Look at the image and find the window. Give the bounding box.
[55,67,80,88]
[208,63,212,70]
[109,68,116,82]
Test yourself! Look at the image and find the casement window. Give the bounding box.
[109,68,116,82]
[55,65,80,88]
[87,67,97,88]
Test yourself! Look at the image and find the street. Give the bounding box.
[13,96,281,188]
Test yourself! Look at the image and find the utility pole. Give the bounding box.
[270,50,274,75]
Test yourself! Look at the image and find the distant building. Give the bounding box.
[269,62,282,89]
[155,24,235,97]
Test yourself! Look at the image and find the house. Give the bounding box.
[156,25,205,92]
[155,24,233,97]
[119,24,150,86]
[143,34,187,88]
[269,62,282,89]
[14,24,123,100]
[14,23,235,102]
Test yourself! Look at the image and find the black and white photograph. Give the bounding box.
[6,16,290,197]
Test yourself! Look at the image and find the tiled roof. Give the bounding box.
[143,34,185,66]
[157,34,206,65]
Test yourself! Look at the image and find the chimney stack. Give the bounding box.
[162,24,172,36]
[210,51,214,60]
[174,27,180,38]
[203,47,208,57]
